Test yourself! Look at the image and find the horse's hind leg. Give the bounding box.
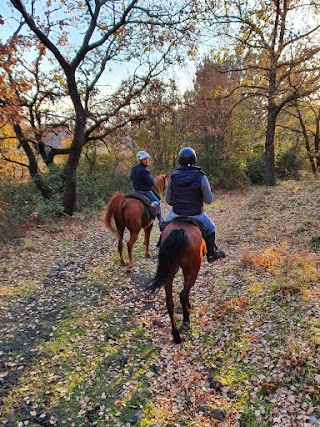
[165,278,181,344]
[180,269,199,324]
[118,231,125,266]
[143,224,153,258]
[127,230,139,268]
[114,217,126,266]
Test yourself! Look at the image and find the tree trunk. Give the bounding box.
[265,107,277,186]
[36,139,55,166]
[26,149,52,198]
[62,110,87,215]
[315,112,320,172]
[296,105,317,175]
[14,124,52,199]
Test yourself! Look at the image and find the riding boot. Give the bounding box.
[206,232,226,263]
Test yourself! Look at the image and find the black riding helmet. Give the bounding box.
[178,147,197,166]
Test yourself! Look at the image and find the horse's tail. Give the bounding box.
[104,192,126,235]
[147,229,187,291]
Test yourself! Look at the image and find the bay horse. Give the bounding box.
[147,220,207,344]
[104,173,168,268]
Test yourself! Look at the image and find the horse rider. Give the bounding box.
[164,146,225,262]
[130,150,162,226]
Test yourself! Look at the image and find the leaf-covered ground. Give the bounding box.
[0,179,319,427]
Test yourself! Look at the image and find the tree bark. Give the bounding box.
[23,144,51,198]
[13,124,52,199]
[315,111,320,171]
[62,106,87,215]
[265,106,277,186]
[296,105,317,175]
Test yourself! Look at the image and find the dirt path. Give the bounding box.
[0,181,319,427]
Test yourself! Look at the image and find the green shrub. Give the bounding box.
[199,155,249,189]
[0,181,43,242]
[246,152,266,185]
[0,154,132,242]
[76,155,131,210]
[275,144,304,180]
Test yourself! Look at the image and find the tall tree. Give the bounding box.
[8,0,199,214]
[280,98,320,175]
[0,27,69,197]
[129,79,184,170]
[206,0,320,185]
[183,59,239,158]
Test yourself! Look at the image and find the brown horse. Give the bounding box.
[104,173,168,268]
[153,172,168,196]
[147,220,207,344]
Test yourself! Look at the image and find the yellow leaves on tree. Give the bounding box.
[0,121,27,182]
[0,40,25,124]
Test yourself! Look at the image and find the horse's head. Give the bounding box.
[155,173,169,196]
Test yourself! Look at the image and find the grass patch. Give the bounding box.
[241,244,320,298]
[0,279,42,298]
[60,239,72,248]
[240,409,273,427]
[1,278,160,426]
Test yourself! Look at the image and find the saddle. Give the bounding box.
[160,217,207,239]
[125,190,160,220]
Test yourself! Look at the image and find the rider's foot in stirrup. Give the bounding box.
[207,248,226,263]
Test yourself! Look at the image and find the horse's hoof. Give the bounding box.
[145,284,156,293]
[173,331,182,344]
[181,322,190,331]
[145,252,151,258]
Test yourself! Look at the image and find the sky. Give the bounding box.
[0,1,198,96]
[2,0,319,99]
